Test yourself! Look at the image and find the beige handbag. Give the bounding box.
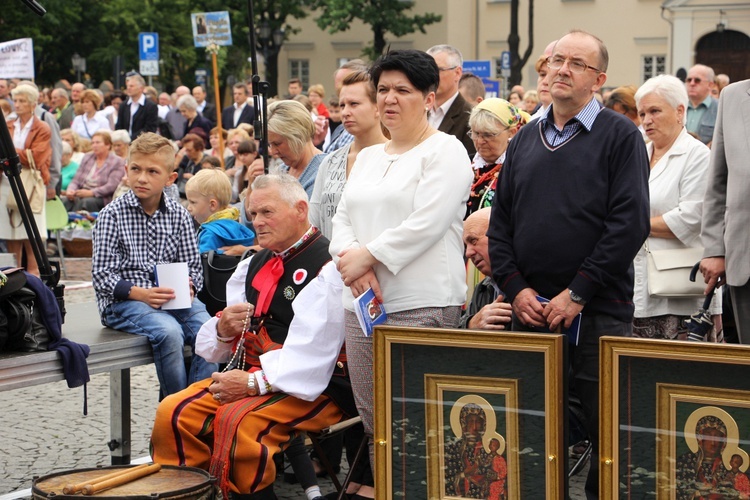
[645,243,705,298]
[6,149,45,215]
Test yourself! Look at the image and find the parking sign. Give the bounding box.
[139,33,159,61]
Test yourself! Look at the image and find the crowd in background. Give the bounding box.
[0,33,747,499]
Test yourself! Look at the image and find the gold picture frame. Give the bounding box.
[374,326,565,499]
[600,337,750,499]
[655,383,750,499]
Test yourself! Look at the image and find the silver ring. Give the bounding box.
[213,393,221,401]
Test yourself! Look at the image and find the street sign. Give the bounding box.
[138,32,159,61]
[195,69,208,87]
[462,60,491,78]
[500,51,511,70]
[191,12,232,47]
[139,60,159,76]
[481,78,500,98]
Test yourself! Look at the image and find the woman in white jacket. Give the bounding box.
[632,74,721,340]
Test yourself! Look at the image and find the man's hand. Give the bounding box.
[216,302,255,338]
[511,288,546,328]
[543,289,584,332]
[129,286,175,309]
[208,370,252,405]
[348,269,383,302]
[699,257,726,295]
[337,247,377,285]
[468,296,512,330]
[46,187,56,200]
[247,158,265,180]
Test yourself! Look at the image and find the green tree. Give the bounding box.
[308,0,441,60]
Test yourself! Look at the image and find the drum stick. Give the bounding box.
[63,464,149,494]
[81,464,161,495]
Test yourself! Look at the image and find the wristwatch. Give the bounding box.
[569,290,586,306]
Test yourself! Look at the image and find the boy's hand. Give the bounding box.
[129,286,175,309]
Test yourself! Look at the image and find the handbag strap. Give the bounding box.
[25,149,37,171]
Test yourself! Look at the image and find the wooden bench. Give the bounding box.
[0,301,154,465]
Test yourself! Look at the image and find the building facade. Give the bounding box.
[272,0,750,97]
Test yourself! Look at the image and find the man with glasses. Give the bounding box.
[426,45,476,157]
[488,30,650,499]
[685,64,718,145]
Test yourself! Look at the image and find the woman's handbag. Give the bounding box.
[6,149,46,215]
[645,243,705,298]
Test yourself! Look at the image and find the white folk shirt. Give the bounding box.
[195,260,345,402]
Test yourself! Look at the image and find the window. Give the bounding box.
[641,55,666,82]
[288,59,310,90]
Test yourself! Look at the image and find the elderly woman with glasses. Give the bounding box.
[465,98,525,216]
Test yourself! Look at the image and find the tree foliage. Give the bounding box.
[308,0,441,60]
[0,0,308,96]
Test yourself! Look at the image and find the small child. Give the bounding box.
[92,133,218,397]
[184,168,256,254]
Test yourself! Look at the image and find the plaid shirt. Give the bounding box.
[92,190,203,315]
[540,97,602,148]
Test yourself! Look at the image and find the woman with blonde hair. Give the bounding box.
[71,89,110,139]
[307,83,330,118]
[64,130,125,212]
[267,100,325,197]
[1,83,52,275]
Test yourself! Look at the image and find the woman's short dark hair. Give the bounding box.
[369,49,439,96]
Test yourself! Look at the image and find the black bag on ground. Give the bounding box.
[198,249,255,316]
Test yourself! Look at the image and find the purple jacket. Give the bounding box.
[67,152,126,205]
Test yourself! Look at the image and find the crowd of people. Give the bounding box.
[1,28,748,500]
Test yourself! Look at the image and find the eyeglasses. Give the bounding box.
[547,56,602,74]
[686,77,703,84]
[438,66,458,72]
[468,129,508,141]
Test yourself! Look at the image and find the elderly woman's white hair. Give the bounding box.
[635,75,689,120]
[267,100,315,157]
[176,94,198,112]
[111,129,132,144]
[11,83,40,107]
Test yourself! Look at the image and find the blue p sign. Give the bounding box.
[139,33,159,61]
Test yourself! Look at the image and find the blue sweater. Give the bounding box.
[488,108,650,322]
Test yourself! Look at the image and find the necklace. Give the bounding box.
[383,126,430,176]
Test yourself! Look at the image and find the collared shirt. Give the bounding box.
[12,116,33,149]
[685,95,714,134]
[127,94,147,137]
[54,101,70,121]
[324,128,354,154]
[71,113,111,139]
[196,100,206,113]
[428,91,460,129]
[92,190,204,315]
[540,97,602,148]
[233,102,247,128]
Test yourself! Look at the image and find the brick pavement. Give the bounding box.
[1,257,588,498]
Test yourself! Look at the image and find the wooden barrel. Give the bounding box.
[32,465,215,499]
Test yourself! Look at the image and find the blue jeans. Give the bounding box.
[104,298,218,395]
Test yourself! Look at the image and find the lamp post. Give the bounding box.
[71,53,86,83]
[256,19,285,97]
